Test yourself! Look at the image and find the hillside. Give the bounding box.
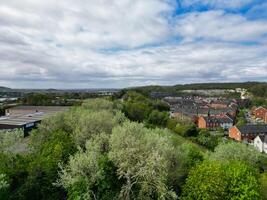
[0,86,12,92]
[126,82,267,98]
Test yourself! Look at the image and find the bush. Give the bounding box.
[208,142,264,168]
[174,124,198,137]
[146,110,169,127]
[195,130,220,151]
[181,161,261,200]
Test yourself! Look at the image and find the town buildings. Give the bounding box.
[252,106,267,120]
[166,96,240,130]
[198,115,233,130]
[0,106,69,136]
[254,135,267,153]
[229,124,267,142]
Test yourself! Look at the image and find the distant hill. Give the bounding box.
[126,82,267,98]
[0,86,12,92]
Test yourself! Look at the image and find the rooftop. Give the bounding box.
[203,116,233,124]
[258,135,267,143]
[0,106,69,126]
[237,124,267,135]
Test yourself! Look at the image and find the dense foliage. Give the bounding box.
[181,161,261,200]
[0,98,266,199]
[248,83,267,97]
[0,129,24,152]
[122,91,169,127]
[236,109,247,126]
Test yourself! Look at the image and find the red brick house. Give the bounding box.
[253,106,267,120]
[209,102,228,109]
[198,115,233,130]
[229,124,267,142]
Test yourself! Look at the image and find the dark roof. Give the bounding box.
[0,107,66,127]
[203,116,233,124]
[237,124,267,135]
[0,114,45,126]
[171,106,236,117]
[258,135,266,142]
[210,100,230,105]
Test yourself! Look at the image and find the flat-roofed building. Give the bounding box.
[0,106,69,136]
[5,106,68,117]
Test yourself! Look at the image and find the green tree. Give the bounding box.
[181,161,228,200]
[223,162,261,200]
[82,98,114,111]
[152,100,170,112]
[0,173,9,199]
[0,129,24,152]
[73,110,126,148]
[123,101,151,122]
[196,129,219,150]
[0,174,9,190]
[109,122,177,200]
[146,110,169,127]
[208,142,264,168]
[58,133,121,200]
[23,130,75,200]
[174,124,197,137]
[181,161,261,200]
[167,143,203,195]
[166,118,178,131]
[23,93,54,106]
[260,173,267,200]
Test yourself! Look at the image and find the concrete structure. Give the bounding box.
[198,115,233,130]
[229,124,267,142]
[254,135,267,153]
[0,106,69,136]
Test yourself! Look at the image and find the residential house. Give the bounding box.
[229,124,267,142]
[254,135,267,153]
[209,100,229,109]
[198,115,233,130]
[253,106,267,120]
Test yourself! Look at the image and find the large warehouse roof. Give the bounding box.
[0,106,69,127]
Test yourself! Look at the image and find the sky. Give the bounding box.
[0,0,267,89]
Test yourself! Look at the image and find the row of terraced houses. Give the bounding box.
[166,96,267,153]
[229,106,267,153]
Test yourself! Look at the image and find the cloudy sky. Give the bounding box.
[0,0,267,88]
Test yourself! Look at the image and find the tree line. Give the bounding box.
[0,98,266,199]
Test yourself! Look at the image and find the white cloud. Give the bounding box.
[0,0,266,88]
[1,38,267,88]
[0,0,175,49]
[175,10,267,42]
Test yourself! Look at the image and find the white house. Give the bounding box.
[254,135,267,153]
